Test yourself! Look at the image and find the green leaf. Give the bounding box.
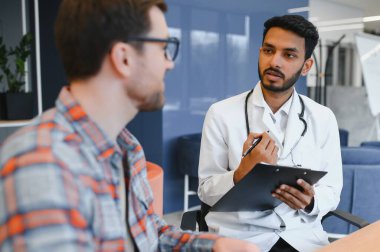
[0,33,33,92]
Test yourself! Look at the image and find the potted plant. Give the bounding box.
[0,33,34,120]
[0,39,7,119]
[0,74,6,119]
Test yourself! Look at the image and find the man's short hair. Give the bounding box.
[262,15,319,60]
[55,0,167,81]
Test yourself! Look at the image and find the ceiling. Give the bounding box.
[330,0,380,16]
[329,0,380,32]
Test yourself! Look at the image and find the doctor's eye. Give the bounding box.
[262,48,274,55]
[285,53,297,59]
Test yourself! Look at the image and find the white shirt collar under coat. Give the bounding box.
[250,82,293,114]
[249,82,305,160]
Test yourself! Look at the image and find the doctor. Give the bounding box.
[198,15,342,252]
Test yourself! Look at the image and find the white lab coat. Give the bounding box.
[198,83,342,252]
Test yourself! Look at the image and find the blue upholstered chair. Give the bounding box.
[341,146,380,165]
[323,147,380,234]
[339,128,349,147]
[178,136,372,237]
[177,133,202,211]
[360,141,380,149]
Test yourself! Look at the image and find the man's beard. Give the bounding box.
[138,92,165,112]
[129,62,166,112]
[258,65,303,93]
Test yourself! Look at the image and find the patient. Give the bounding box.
[0,0,258,251]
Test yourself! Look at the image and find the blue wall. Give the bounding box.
[130,0,309,213]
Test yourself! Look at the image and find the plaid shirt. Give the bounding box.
[0,87,218,251]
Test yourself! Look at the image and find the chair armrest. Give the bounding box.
[181,209,370,234]
[323,209,370,229]
[180,210,200,231]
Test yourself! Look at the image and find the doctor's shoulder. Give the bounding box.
[206,91,248,120]
[300,95,338,124]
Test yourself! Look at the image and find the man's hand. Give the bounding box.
[272,179,315,211]
[234,132,278,184]
[213,237,260,252]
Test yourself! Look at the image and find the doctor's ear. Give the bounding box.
[301,58,314,76]
[109,42,134,78]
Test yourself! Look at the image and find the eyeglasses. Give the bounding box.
[127,36,180,61]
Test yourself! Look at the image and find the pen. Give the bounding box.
[242,137,262,158]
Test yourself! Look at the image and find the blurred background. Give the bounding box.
[1,0,380,214]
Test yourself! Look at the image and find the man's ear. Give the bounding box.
[109,42,134,78]
[301,58,314,76]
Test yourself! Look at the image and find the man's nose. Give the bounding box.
[166,58,175,70]
[269,52,283,69]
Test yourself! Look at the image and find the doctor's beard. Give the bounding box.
[258,65,303,93]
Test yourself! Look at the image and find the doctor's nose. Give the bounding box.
[269,53,283,69]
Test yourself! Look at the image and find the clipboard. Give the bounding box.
[210,163,327,212]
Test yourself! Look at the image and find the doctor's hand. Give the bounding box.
[233,132,278,184]
[272,179,315,211]
[213,237,260,252]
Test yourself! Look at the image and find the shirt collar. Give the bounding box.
[278,92,293,116]
[251,81,295,116]
[56,86,122,162]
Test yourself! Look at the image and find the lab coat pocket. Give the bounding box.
[237,210,272,220]
[295,142,323,170]
[237,210,282,229]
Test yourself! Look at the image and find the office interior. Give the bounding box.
[1,0,380,240]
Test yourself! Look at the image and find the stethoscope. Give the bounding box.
[244,88,308,166]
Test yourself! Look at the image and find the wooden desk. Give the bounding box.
[318,220,380,252]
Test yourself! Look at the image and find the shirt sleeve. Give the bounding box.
[154,211,219,251]
[0,149,94,252]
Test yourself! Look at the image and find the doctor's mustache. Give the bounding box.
[264,68,285,79]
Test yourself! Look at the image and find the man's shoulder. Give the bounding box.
[0,108,77,169]
[301,95,335,118]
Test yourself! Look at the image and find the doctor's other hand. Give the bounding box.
[272,179,315,211]
[213,237,260,252]
[233,132,278,184]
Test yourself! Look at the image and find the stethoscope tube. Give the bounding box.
[244,89,307,137]
[245,89,255,136]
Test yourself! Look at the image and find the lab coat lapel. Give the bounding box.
[252,84,282,145]
[282,93,304,159]
[261,112,280,144]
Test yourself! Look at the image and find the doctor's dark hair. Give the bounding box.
[55,0,167,81]
[262,15,319,60]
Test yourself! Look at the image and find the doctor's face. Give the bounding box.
[258,27,312,93]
